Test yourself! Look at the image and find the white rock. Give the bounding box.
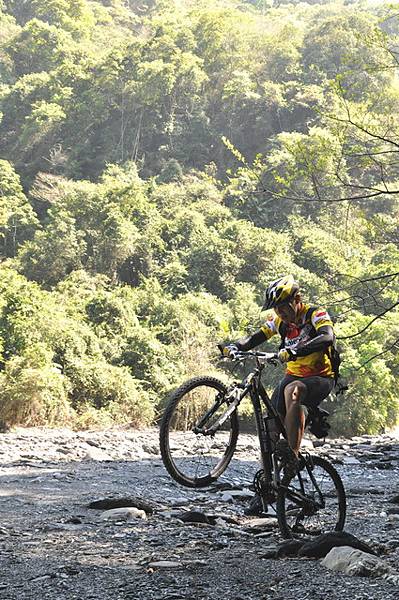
[342,456,361,464]
[83,446,112,461]
[148,561,182,569]
[245,517,278,528]
[100,507,147,521]
[321,546,390,578]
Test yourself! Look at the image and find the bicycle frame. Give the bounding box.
[247,358,292,509]
[193,353,286,491]
[193,351,328,513]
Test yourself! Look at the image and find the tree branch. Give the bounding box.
[337,300,399,340]
[354,337,399,371]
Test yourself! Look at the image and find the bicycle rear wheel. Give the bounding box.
[277,455,346,539]
[159,377,239,487]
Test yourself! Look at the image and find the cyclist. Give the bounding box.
[223,275,336,515]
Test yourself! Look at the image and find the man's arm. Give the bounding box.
[235,330,268,351]
[294,325,334,357]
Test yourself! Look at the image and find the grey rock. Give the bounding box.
[220,492,234,502]
[386,514,399,524]
[88,496,154,514]
[142,444,159,454]
[222,489,253,500]
[347,487,384,496]
[321,546,392,578]
[175,511,215,525]
[43,523,87,532]
[209,482,237,492]
[56,447,74,455]
[66,517,83,524]
[383,573,399,585]
[86,439,101,448]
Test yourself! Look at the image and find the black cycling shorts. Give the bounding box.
[271,375,334,417]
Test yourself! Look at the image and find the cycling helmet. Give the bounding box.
[262,275,299,310]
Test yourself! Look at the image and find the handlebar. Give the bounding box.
[224,350,278,365]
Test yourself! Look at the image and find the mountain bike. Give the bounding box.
[159,350,346,539]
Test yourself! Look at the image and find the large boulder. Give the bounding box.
[321,546,390,577]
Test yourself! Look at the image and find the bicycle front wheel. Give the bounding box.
[159,377,239,487]
[277,455,346,539]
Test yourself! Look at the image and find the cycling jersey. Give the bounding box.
[260,303,334,378]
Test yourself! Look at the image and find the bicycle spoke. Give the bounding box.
[160,377,239,487]
[277,455,346,538]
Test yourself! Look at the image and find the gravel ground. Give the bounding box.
[0,427,398,599]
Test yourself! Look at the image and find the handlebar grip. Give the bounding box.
[217,344,224,355]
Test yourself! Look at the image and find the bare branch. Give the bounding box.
[251,186,395,203]
[345,150,399,158]
[337,300,399,340]
[330,272,399,292]
[354,336,399,371]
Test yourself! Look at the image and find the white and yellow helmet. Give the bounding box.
[262,275,299,310]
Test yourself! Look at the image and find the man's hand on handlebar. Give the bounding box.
[277,347,296,363]
[218,345,279,365]
[221,343,240,359]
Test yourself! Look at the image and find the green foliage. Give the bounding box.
[0,159,38,256]
[0,265,156,427]
[0,351,72,426]
[66,358,154,426]
[326,312,399,436]
[301,10,390,98]
[0,0,397,434]
[6,18,75,76]
[17,208,86,285]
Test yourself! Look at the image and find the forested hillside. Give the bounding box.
[0,0,397,435]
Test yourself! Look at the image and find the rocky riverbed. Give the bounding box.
[0,427,399,599]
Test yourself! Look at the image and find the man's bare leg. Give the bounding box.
[284,381,307,456]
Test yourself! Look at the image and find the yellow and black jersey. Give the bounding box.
[260,303,334,378]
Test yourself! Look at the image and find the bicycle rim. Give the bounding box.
[277,454,346,539]
[159,377,239,487]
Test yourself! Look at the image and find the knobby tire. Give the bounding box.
[277,454,346,539]
[159,376,239,488]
